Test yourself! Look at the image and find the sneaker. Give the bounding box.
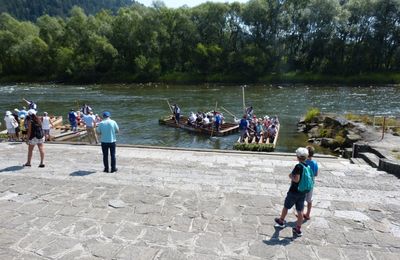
[292,226,303,237]
[111,168,118,173]
[103,169,109,173]
[274,218,286,228]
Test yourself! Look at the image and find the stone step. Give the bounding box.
[342,148,353,159]
[350,157,370,166]
[358,152,380,168]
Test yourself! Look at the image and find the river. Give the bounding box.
[1,83,399,153]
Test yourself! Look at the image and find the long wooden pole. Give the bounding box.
[242,85,246,113]
[166,99,173,114]
[210,101,218,137]
[166,99,178,125]
[381,116,386,140]
[220,106,238,119]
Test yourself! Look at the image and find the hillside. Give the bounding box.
[0,0,134,21]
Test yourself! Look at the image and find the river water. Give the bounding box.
[1,83,399,153]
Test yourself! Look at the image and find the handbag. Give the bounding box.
[12,119,18,128]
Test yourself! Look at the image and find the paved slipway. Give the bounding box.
[0,142,399,260]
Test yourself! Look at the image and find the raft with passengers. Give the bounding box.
[233,112,280,152]
[159,103,239,136]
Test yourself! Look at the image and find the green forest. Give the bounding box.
[0,0,134,21]
[0,0,399,84]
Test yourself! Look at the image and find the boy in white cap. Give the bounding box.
[274,147,311,237]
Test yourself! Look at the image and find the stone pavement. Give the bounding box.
[0,142,399,260]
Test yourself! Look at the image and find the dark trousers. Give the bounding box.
[101,142,116,171]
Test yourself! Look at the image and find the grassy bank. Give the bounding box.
[1,72,400,85]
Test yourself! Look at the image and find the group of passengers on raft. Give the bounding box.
[68,104,102,144]
[172,104,225,131]
[171,104,279,143]
[237,113,279,144]
[68,104,102,132]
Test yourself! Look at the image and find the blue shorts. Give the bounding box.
[284,191,306,212]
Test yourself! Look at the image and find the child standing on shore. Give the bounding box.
[303,146,319,220]
[275,147,311,237]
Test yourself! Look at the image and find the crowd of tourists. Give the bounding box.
[3,99,119,172]
[3,98,41,142]
[237,106,279,143]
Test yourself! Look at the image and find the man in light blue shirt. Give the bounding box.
[83,111,98,144]
[96,111,119,173]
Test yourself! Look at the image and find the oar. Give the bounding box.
[166,99,178,125]
[220,106,238,119]
[210,101,218,138]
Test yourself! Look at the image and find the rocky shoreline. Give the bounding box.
[298,113,399,154]
[297,113,364,154]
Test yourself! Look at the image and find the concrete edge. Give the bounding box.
[42,141,338,159]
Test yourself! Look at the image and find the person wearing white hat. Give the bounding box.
[41,112,53,141]
[274,147,312,237]
[4,111,18,141]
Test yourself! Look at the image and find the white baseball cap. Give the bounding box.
[5,111,11,116]
[296,147,309,158]
[28,109,37,115]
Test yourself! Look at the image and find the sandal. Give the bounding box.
[23,163,31,167]
[38,164,45,168]
[303,214,311,220]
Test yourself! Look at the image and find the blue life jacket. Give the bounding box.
[215,114,221,124]
[68,111,76,122]
[239,118,248,130]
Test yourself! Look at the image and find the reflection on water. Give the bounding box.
[1,84,399,154]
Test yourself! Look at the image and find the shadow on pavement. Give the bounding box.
[263,228,293,246]
[263,220,301,246]
[70,170,96,176]
[0,165,24,173]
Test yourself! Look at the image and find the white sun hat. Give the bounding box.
[296,147,309,158]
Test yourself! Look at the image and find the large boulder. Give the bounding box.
[320,138,340,149]
[323,116,349,128]
[308,126,321,138]
[345,134,362,146]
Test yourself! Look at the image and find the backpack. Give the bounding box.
[298,163,314,193]
[32,122,44,139]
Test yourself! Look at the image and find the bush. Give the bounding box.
[233,142,275,152]
[304,108,320,123]
[334,135,345,146]
[319,128,332,138]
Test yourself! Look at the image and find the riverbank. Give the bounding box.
[0,143,399,259]
[1,72,400,85]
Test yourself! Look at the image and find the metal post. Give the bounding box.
[381,116,386,140]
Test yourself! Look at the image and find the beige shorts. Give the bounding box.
[29,137,45,145]
[305,189,313,203]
